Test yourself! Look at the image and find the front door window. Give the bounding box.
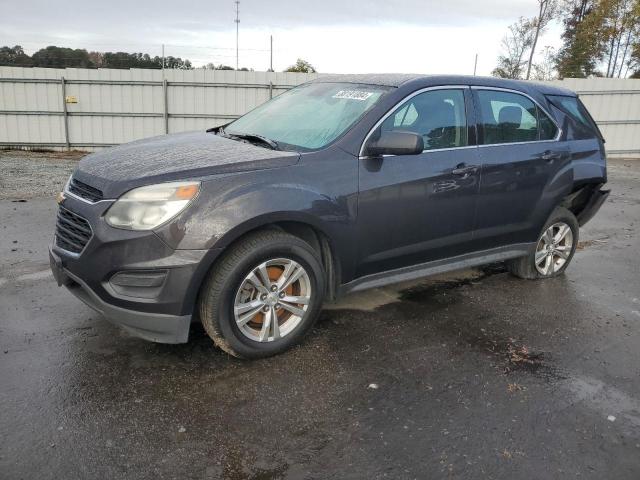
[379,89,468,151]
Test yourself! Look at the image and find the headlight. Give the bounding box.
[105,181,200,230]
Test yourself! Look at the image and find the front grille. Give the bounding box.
[68,178,103,203]
[55,207,93,254]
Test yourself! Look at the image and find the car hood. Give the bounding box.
[73,131,299,199]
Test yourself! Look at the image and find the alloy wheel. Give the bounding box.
[534,222,574,275]
[233,258,312,342]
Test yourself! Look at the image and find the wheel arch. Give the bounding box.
[560,182,609,226]
[185,215,342,321]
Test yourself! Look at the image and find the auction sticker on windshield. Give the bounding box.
[333,90,374,101]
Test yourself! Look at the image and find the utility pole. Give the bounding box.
[270,35,273,72]
[234,1,240,70]
[473,53,478,76]
[161,44,165,76]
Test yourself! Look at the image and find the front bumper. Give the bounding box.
[50,193,220,344]
[50,248,191,343]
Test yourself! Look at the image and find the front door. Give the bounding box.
[356,87,481,278]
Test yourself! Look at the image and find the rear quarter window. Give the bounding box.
[546,95,601,141]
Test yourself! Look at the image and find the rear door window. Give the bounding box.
[476,90,557,144]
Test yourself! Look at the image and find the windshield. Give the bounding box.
[225,82,391,151]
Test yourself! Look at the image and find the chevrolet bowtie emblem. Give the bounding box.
[56,192,66,205]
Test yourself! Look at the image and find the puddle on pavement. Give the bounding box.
[326,264,506,312]
[399,263,507,304]
[325,262,563,381]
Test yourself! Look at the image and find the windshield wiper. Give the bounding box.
[229,132,280,150]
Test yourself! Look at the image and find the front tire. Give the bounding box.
[198,230,325,359]
[507,207,579,279]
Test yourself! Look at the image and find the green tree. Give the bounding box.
[556,0,599,77]
[598,0,640,77]
[88,51,104,68]
[532,46,560,79]
[492,18,535,79]
[161,56,192,69]
[102,52,156,69]
[0,45,32,66]
[31,46,94,68]
[525,0,559,79]
[556,0,639,78]
[284,59,316,73]
[202,64,236,70]
[631,41,640,76]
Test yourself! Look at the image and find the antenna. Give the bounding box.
[234,1,240,70]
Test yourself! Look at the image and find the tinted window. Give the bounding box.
[547,95,600,140]
[381,89,468,150]
[477,90,541,144]
[538,107,558,140]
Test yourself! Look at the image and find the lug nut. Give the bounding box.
[260,294,267,301]
[271,285,277,292]
[263,306,269,312]
[275,303,281,309]
[279,292,285,298]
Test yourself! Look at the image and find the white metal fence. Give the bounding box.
[548,77,640,158]
[0,67,317,150]
[0,67,638,157]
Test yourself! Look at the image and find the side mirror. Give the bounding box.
[364,130,424,157]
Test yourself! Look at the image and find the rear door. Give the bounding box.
[356,87,481,277]
[471,87,570,250]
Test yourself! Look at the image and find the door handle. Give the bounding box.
[540,150,561,161]
[451,164,479,176]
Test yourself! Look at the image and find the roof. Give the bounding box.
[310,73,576,96]
[310,73,422,87]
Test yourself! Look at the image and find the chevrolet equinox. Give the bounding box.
[50,74,609,358]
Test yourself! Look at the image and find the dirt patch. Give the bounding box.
[463,332,562,380]
[576,237,609,250]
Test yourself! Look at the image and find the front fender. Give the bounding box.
[160,180,351,249]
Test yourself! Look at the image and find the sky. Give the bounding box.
[0,0,564,75]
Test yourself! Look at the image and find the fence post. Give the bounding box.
[60,77,70,150]
[269,81,273,99]
[163,79,169,134]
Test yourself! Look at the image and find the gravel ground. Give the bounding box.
[1,150,640,480]
[0,150,84,200]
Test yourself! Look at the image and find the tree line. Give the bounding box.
[0,45,317,72]
[493,0,640,80]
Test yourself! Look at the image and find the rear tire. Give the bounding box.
[507,207,579,280]
[198,230,325,359]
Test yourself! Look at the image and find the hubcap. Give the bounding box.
[535,222,574,275]
[233,258,312,342]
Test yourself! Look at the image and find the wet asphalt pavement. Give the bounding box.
[1,156,639,479]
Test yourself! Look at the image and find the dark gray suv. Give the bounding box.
[49,74,609,358]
